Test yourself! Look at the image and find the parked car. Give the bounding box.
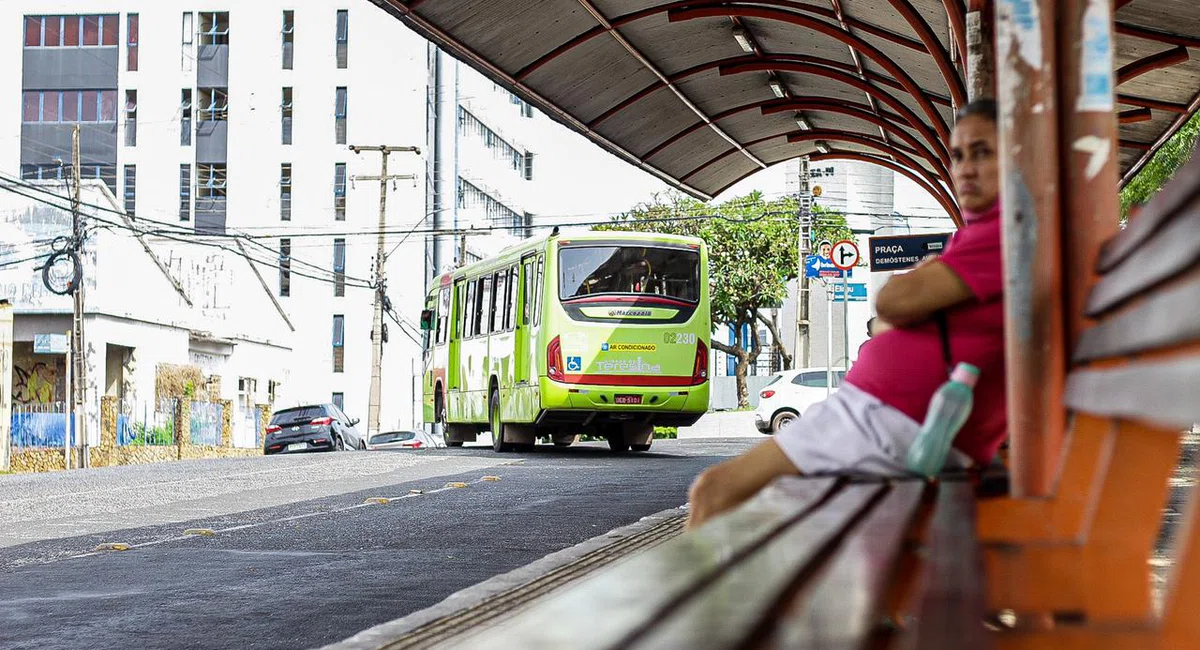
[754,368,847,434]
[264,404,364,454]
[368,430,443,450]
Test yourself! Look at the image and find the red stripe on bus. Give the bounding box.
[561,374,703,387]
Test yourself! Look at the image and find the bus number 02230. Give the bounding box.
[663,332,697,345]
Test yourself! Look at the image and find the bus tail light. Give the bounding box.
[692,339,709,385]
[548,336,565,381]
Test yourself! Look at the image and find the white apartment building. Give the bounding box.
[1,1,430,431]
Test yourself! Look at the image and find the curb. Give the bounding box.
[317,505,687,650]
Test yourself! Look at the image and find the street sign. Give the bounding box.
[804,255,849,279]
[830,239,860,270]
[830,282,868,302]
[868,233,952,272]
[33,333,68,355]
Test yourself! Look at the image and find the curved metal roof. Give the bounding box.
[372,0,1200,219]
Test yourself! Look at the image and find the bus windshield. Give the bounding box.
[559,245,700,302]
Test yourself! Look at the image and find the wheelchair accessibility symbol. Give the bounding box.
[566,356,583,372]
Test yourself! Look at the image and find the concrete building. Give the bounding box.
[2,1,430,432]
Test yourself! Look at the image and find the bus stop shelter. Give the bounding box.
[369,0,1200,499]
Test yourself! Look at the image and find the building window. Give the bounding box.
[333,163,347,220]
[24,15,119,47]
[333,238,346,297]
[124,90,137,146]
[198,164,227,200]
[282,10,294,70]
[334,87,348,144]
[199,12,229,46]
[198,88,228,121]
[127,13,139,70]
[332,392,344,410]
[181,12,194,71]
[180,90,192,145]
[457,178,521,231]
[179,164,192,221]
[281,87,293,145]
[332,315,345,373]
[279,239,291,297]
[123,165,136,217]
[280,164,292,221]
[457,107,526,177]
[335,10,349,69]
[523,152,534,181]
[22,90,117,123]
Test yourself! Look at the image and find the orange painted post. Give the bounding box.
[1057,0,1121,350]
[995,0,1067,497]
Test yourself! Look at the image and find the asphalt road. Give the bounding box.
[0,438,753,650]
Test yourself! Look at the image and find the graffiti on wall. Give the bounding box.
[13,361,56,404]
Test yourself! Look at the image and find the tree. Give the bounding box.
[599,190,851,407]
[1120,112,1200,220]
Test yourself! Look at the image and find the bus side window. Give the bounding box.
[453,280,465,340]
[480,275,493,336]
[464,280,476,338]
[492,271,505,334]
[506,264,518,330]
[533,255,544,327]
[437,287,450,345]
[522,258,534,326]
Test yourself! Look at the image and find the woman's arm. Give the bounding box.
[875,257,974,327]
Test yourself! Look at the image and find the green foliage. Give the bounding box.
[599,190,852,326]
[652,426,678,439]
[1120,112,1200,221]
[128,422,175,446]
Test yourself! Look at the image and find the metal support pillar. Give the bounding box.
[1057,0,1120,349]
[995,0,1065,497]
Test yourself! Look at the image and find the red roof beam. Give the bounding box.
[514,0,930,81]
[669,5,951,141]
[882,0,967,106]
[1115,22,1200,50]
[1117,93,1189,112]
[1117,107,1153,124]
[811,151,961,225]
[1115,46,1190,86]
[719,59,950,160]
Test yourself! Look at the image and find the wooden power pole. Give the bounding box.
[70,125,88,468]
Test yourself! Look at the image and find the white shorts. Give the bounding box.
[774,383,973,477]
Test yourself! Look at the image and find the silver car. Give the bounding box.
[369,430,443,450]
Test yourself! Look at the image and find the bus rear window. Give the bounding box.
[559,246,699,302]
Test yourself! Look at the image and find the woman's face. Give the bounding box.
[950,114,1000,213]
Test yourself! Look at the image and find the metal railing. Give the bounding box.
[189,401,224,446]
[11,402,71,448]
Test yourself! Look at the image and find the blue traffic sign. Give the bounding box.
[868,233,952,272]
[830,283,868,302]
[804,255,849,279]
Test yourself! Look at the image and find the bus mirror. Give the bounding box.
[419,309,435,331]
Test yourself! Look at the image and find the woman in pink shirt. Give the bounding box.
[688,99,1006,528]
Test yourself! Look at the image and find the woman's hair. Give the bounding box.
[955,98,998,124]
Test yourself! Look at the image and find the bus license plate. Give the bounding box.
[614,395,643,405]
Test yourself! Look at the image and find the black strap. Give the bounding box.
[934,310,953,374]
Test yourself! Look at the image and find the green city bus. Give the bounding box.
[420,231,710,452]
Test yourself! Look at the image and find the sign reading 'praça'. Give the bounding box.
[868,233,952,272]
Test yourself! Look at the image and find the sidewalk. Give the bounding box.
[676,411,763,439]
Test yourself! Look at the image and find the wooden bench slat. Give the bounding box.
[442,477,841,650]
[1065,358,1200,430]
[761,481,926,649]
[624,482,893,650]
[1073,273,1200,362]
[1085,198,1200,316]
[1097,147,1200,273]
[896,481,991,650]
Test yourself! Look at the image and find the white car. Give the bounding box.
[754,368,847,434]
[368,430,444,450]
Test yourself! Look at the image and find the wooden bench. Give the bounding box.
[444,475,991,649]
[974,150,1200,648]
[433,154,1200,650]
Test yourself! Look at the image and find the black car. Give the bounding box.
[264,404,364,454]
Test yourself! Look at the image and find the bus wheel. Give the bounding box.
[490,390,512,453]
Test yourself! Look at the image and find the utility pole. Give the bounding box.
[70,125,88,468]
[349,144,420,443]
[796,156,813,369]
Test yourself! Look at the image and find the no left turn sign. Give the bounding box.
[831,239,860,271]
